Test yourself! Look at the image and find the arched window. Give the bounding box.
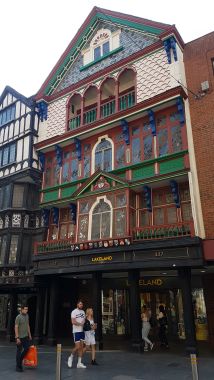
[91,198,112,240]
[94,138,112,172]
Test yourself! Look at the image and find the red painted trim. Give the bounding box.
[35,7,177,100]
[35,86,187,150]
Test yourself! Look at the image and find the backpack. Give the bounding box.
[83,319,91,332]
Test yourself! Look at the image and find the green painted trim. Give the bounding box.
[80,47,123,71]
[96,12,165,35]
[41,178,87,193]
[44,12,164,96]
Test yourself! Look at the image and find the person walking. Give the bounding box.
[141,305,154,352]
[14,304,32,372]
[84,308,98,365]
[67,300,86,369]
[157,305,169,348]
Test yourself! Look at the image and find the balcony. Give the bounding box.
[101,99,115,118]
[83,106,97,124]
[132,221,194,241]
[119,90,135,111]
[69,115,81,130]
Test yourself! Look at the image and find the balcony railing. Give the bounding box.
[34,236,132,255]
[34,238,75,255]
[132,221,194,241]
[69,115,81,130]
[101,99,116,118]
[119,90,135,111]
[83,107,97,124]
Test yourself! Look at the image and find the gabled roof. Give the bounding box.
[35,7,176,100]
[0,85,34,108]
[72,169,129,198]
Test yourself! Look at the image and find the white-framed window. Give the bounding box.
[92,135,114,173]
[89,197,113,240]
[82,28,121,66]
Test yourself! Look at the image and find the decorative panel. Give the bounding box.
[43,190,59,203]
[159,157,184,174]
[132,164,155,180]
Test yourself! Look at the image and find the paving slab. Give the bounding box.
[0,344,213,380]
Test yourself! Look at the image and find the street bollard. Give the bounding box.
[190,354,199,380]
[56,344,62,380]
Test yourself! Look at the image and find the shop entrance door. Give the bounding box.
[102,289,129,336]
[140,290,179,339]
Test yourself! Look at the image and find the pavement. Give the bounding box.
[0,343,213,380]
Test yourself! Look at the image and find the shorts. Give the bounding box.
[73,331,85,343]
[85,331,96,346]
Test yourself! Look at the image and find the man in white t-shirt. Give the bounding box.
[67,300,86,369]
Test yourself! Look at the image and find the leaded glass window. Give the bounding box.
[83,144,91,177]
[167,207,177,223]
[71,159,78,180]
[91,199,111,240]
[154,207,164,225]
[62,162,69,182]
[114,209,126,237]
[171,125,182,152]
[158,129,168,156]
[115,144,125,168]
[132,138,141,163]
[0,236,7,265]
[2,147,9,166]
[78,215,89,241]
[143,135,153,160]
[95,139,112,172]
[9,235,19,264]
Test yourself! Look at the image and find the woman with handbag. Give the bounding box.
[84,308,98,365]
[141,305,154,352]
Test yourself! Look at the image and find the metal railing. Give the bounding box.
[133,221,194,241]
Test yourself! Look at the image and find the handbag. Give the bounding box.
[83,319,91,332]
[23,345,38,368]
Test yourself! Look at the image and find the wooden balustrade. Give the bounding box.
[132,221,194,241]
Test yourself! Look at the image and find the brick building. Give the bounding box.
[31,7,208,351]
[184,32,214,345]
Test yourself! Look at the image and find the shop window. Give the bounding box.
[12,184,25,208]
[44,155,60,187]
[91,199,112,240]
[94,139,112,172]
[0,236,7,265]
[8,235,19,264]
[59,209,75,240]
[0,104,16,127]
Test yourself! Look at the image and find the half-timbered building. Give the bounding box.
[33,7,207,351]
[0,86,43,340]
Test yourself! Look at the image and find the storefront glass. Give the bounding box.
[102,289,127,335]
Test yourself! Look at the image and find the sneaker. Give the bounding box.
[77,362,87,368]
[91,360,98,365]
[150,343,154,351]
[68,354,73,368]
[144,348,148,352]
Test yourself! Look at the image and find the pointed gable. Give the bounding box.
[36,7,173,99]
[72,170,129,199]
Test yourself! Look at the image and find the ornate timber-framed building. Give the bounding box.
[0,87,44,340]
[33,8,208,351]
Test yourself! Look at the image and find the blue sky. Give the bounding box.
[0,0,213,97]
